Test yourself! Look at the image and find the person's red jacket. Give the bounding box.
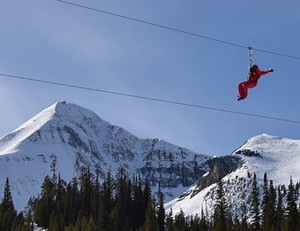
[247,67,269,82]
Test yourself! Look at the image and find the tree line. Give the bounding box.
[1,165,300,231]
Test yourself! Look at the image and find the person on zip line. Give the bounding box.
[237,64,274,101]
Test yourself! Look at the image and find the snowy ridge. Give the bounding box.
[0,102,56,154]
[166,134,300,219]
[0,101,210,211]
[234,134,300,184]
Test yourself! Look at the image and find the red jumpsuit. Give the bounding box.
[238,67,271,100]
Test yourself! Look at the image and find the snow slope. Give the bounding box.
[0,101,210,211]
[165,134,300,218]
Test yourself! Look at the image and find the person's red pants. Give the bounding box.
[238,79,258,99]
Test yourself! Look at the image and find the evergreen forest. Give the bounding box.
[1,164,300,231]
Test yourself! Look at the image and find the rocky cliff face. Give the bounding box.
[0,101,211,210]
[191,155,241,196]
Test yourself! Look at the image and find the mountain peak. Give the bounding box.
[0,101,210,211]
[166,134,300,219]
[52,100,100,121]
[235,133,296,155]
[0,100,110,155]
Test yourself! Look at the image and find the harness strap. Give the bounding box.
[248,47,253,71]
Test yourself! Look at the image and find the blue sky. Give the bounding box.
[1,0,300,156]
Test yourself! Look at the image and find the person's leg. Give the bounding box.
[238,79,257,100]
[238,81,248,99]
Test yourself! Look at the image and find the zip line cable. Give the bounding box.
[55,0,300,61]
[56,0,246,49]
[1,72,300,124]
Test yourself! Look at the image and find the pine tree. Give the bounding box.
[2,177,14,210]
[190,214,200,231]
[284,177,298,231]
[90,169,100,223]
[11,212,27,231]
[213,178,228,231]
[0,177,17,231]
[54,174,66,231]
[157,182,165,231]
[267,180,277,230]
[165,209,174,231]
[143,180,151,212]
[143,198,157,231]
[64,177,79,227]
[102,169,113,214]
[24,197,35,231]
[249,173,260,231]
[261,172,269,231]
[174,209,187,231]
[275,187,283,231]
[199,209,209,231]
[79,167,93,217]
[34,175,55,228]
[112,172,130,231]
[132,176,146,230]
[98,170,114,231]
[235,202,249,231]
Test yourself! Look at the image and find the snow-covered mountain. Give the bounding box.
[0,101,210,211]
[1,101,300,219]
[165,134,300,219]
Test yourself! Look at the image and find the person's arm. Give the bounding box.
[258,68,273,77]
